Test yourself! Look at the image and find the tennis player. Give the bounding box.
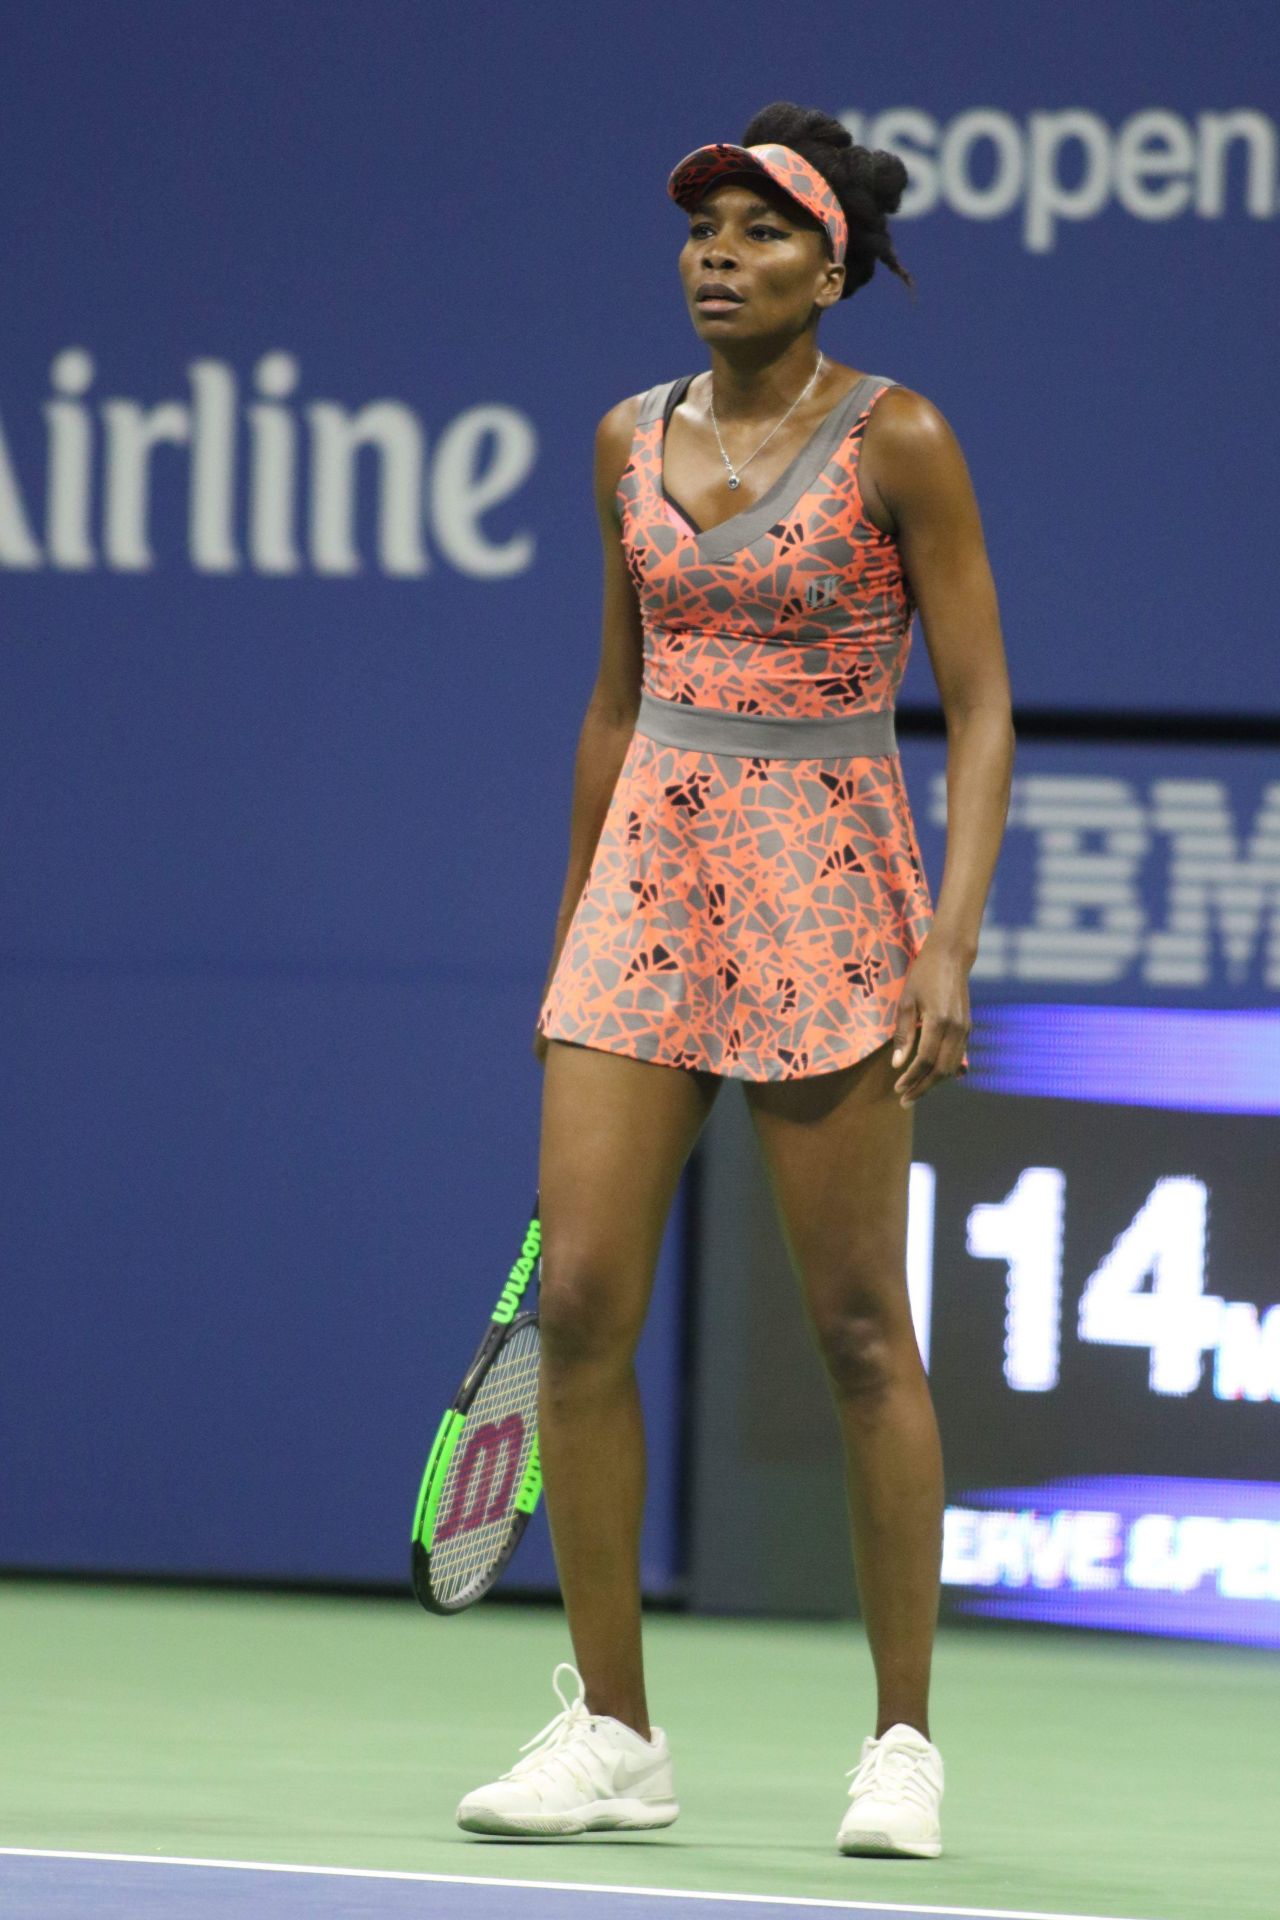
[457,98,1014,1856]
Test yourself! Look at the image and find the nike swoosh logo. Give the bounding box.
[611,1749,664,1794]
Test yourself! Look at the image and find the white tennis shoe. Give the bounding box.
[455,1660,679,1837]
[837,1721,944,1857]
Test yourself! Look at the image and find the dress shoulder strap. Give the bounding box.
[634,376,690,428]
[844,371,898,418]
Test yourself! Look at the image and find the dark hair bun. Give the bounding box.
[740,99,915,298]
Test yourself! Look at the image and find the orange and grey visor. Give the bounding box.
[667,142,848,268]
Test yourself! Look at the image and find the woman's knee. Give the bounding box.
[538,1240,649,1382]
[808,1267,916,1405]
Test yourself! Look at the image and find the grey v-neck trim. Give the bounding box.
[658,370,894,563]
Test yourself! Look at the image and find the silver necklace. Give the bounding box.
[708,350,825,490]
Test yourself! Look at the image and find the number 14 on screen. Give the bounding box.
[906,1164,1279,1403]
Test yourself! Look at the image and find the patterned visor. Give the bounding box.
[667,141,848,268]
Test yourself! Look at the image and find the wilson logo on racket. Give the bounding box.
[435,1413,527,1541]
[491,1219,542,1325]
[411,1197,544,1614]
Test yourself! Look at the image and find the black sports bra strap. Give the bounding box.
[662,373,696,428]
[659,375,703,533]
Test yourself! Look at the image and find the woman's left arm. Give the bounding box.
[864,388,1016,1107]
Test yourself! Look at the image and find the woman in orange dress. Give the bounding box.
[458,99,1014,1856]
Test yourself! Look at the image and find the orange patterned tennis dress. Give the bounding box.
[536,370,936,1081]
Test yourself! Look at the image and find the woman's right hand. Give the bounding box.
[531,1025,550,1066]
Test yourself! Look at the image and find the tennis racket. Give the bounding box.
[410,1195,543,1613]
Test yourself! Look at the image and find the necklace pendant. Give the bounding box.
[727,475,740,490]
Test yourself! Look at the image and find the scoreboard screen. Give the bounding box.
[912,1010,1280,1647]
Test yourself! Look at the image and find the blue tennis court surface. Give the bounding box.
[0,1852,1149,1920]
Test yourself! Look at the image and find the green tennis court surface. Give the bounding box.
[2,1580,1274,1919]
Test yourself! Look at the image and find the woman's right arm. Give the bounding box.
[533,395,647,1059]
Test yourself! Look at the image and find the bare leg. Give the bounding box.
[743,1040,942,1739]
[538,1038,720,1740]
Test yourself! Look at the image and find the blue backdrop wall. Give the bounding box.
[2,3,1276,1588]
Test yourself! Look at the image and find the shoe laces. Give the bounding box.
[845,1731,937,1815]
[502,1662,603,1795]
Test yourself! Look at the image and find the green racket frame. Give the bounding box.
[410,1196,543,1613]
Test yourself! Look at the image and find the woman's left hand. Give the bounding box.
[890,933,973,1107]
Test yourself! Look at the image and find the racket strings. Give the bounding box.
[430,1319,539,1606]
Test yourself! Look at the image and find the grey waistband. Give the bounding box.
[634,689,897,760]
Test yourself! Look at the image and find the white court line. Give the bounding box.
[0,1847,1152,1920]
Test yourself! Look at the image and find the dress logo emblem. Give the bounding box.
[804,574,842,610]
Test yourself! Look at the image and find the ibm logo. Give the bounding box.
[930,774,1280,990]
